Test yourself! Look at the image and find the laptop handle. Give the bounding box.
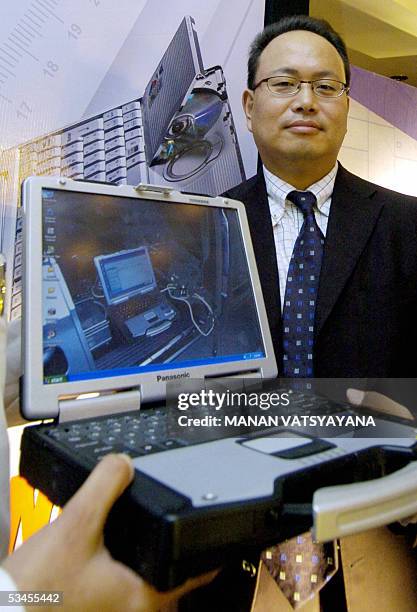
[312,459,417,541]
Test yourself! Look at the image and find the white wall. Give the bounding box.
[339,97,417,196]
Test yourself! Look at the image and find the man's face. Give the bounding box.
[243,30,349,175]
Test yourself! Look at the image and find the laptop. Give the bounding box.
[5,15,245,322]
[94,246,176,339]
[19,177,417,590]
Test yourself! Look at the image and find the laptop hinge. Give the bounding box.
[58,389,141,424]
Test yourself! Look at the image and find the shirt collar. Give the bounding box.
[264,163,338,224]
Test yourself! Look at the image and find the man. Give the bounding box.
[225,15,417,380]
[0,317,213,610]
[215,14,417,611]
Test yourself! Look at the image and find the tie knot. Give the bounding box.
[287,190,317,218]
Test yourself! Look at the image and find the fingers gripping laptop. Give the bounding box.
[19,177,417,591]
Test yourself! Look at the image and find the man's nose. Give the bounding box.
[291,82,318,111]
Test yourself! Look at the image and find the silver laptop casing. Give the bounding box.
[22,176,277,420]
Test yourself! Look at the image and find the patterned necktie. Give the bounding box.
[259,533,338,609]
[282,191,324,378]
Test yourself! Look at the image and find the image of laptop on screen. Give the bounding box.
[94,247,176,339]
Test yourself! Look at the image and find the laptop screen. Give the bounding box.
[41,188,266,385]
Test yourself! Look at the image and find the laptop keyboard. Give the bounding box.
[110,291,161,322]
[19,99,144,185]
[42,391,354,464]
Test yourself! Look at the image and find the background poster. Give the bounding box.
[0,0,265,319]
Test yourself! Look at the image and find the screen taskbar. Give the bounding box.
[43,351,265,384]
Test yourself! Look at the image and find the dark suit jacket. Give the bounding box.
[181,166,417,611]
[224,165,417,378]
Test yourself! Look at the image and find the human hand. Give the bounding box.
[346,388,414,421]
[347,388,417,532]
[3,454,215,611]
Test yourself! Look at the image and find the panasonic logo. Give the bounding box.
[156,372,191,382]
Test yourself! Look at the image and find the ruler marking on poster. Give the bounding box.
[0,57,15,71]
[7,35,29,51]
[0,0,70,125]
[0,0,149,150]
[2,44,22,60]
[31,4,50,20]
[16,24,35,40]
[35,0,64,24]
[26,9,45,26]
[7,39,39,62]
[10,32,30,47]
[0,60,16,76]
[14,26,32,42]
[28,5,48,23]
[7,36,28,51]
[0,50,18,65]
[20,18,43,35]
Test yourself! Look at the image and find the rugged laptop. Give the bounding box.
[19,176,417,590]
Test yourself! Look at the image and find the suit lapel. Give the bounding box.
[243,173,282,313]
[315,166,384,335]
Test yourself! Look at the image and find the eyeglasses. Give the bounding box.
[253,75,349,98]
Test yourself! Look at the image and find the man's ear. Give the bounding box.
[242,89,254,133]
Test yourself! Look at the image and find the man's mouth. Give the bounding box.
[286,120,321,133]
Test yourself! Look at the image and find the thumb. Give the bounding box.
[62,453,134,536]
[347,388,414,420]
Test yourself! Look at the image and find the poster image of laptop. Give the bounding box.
[41,189,264,383]
[147,67,244,195]
[15,16,237,190]
[5,14,246,322]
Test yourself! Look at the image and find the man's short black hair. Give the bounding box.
[247,15,350,90]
